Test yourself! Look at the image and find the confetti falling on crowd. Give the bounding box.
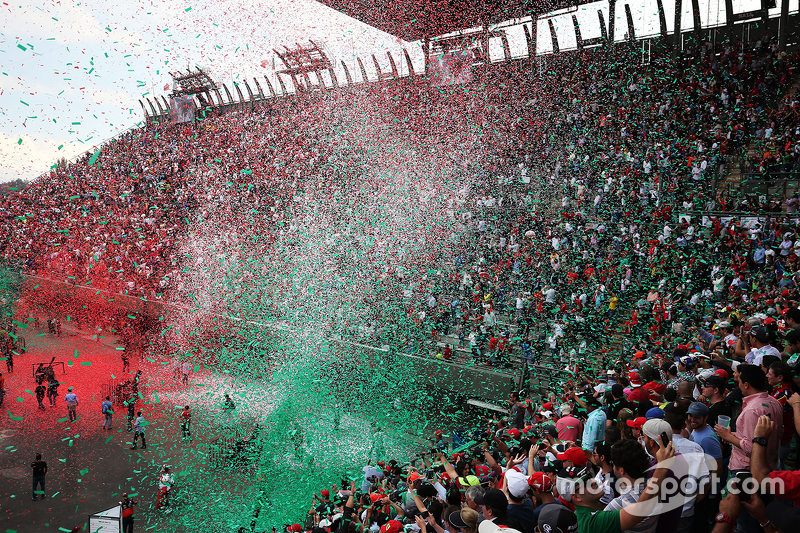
[3,1,800,532]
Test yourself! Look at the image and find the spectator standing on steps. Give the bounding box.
[131,411,147,449]
[101,396,113,430]
[64,387,78,422]
[31,453,47,500]
[120,492,138,533]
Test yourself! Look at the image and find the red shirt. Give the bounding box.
[770,470,800,505]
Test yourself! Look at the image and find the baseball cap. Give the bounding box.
[642,419,678,450]
[554,467,585,503]
[506,428,521,439]
[473,488,509,511]
[538,505,579,533]
[687,402,709,417]
[528,472,553,492]
[505,469,530,498]
[766,498,800,533]
[633,351,646,359]
[645,407,665,419]
[320,489,329,498]
[540,459,563,474]
[714,369,729,379]
[407,472,422,483]
[447,510,470,529]
[702,375,727,391]
[626,416,646,429]
[474,464,492,477]
[746,326,769,342]
[678,356,695,369]
[643,381,667,394]
[542,425,558,438]
[458,475,480,487]
[560,404,572,415]
[380,520,403,533]
[628,372,642,387]
[290,525,303,533]
[556,447,588,466]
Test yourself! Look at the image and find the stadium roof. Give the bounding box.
[316,0,576,42]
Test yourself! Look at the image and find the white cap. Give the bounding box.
[641,419,679,451]
[505,469,530,498]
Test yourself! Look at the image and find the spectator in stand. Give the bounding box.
[569,440,674,533]
[736,327,782,365]
[556,405,582,443]
[578,395,607,461]
[766,361,796,468]
[715,365,783,533]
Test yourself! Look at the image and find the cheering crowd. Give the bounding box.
[1,21,800,532]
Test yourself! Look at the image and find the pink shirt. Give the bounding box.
[729,392,783,471]
[556,415,583,443]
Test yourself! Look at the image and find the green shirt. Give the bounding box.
[575,505,622,533]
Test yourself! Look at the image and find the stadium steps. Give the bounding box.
[718,78,800,200]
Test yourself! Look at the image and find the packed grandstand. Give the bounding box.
[3,9,800,533]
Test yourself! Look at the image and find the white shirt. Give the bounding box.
[745,345,782,365]
[671,435,710,517]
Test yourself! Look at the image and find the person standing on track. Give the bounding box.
[126,394,136,432]
[181,361,191,384]
[131,411,147,449]
[47,378,59,407]
[35,382,46,410]
[180,405,191,440]
[101,396,113,430]
[120,492,138,533]
[31,453,47,500]
[64,387,78,422]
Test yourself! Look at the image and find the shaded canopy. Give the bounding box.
[316,0,575,42]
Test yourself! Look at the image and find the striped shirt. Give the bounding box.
[604,483,658,533]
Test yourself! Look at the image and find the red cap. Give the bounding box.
[434,430,443,437]
[506,428,521,439]
[714,369,729,379]
[541,402,553,411]
[643,381,667,394]
[320,489,329,498]
[380,521,403,533]
[633,351,646,359]
[290,525,303,533]
[764,317,776,325]
[528,472,553,491]
[626,417,646,429]
[407,472,422,483]
[369,493,384,503]
[556,447,588,466]
[474,464,492,476]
